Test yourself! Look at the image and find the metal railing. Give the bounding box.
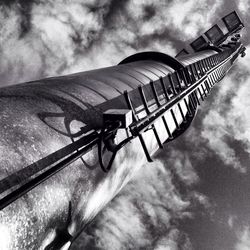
[122,44,242,162]
[0,43,243,211]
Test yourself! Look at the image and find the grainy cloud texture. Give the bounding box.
[0,0,250,249]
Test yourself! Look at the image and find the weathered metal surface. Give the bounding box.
[0,43,243,249]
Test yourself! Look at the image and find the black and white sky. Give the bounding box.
[1,0,250,249]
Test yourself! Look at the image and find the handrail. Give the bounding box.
[0,45,242,211]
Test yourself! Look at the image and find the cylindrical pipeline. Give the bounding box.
[0,47,236,249]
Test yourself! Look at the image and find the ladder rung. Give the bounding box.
[186,66,195,83]
[150,81,161,107]
[162,115,173,139]
[152,124,163,148]
[209,73,215,85]
[138,134,153,162]
[205,58,210,70]
[184,97,193,117]
[160,77,170,101]
[168,74,177,96]
[179,68,189,87]
[189,94,197,111]
[170,109,180,130]
[193,90,200,105]
[197,61,205,76]
[201,84,207,97]
[138,86,150,114]
[175,71,183,91]
[204,80,210,93]
[197,87,204,101]
[178,103,186,122]
[193,63,201,79]
[189,64,198,82]
[124,90,138,121]
[202,60,207,71]
[200,60,206,72]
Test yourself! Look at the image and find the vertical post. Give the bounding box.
[170,109,180,130]
[189,64,197,82]
[138,134,153,162]
[186,65,195,83]
[201,60,207,72]
[178,103,186,122]
[138,85,150,114]
[150,81,160,107]
[201,84,207,97]
[193,90,200,105]
[168,74,178,95]
[207,58,211,69]
[124,90,138,121]
[180,68,190,87]
[175,71,183,91]
[152,124,163,148]
[162,115,173,139]
[194,63,201,79]
[184,97,194,116]
[197,61,205,76]
[158,78,174,139]
[160,77,170,101]
[204,80,210,94]
[138,85,163,149]
[209,71,216,85]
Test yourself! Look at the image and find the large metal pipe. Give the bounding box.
[0,56,189,249]
[0,43,243,249]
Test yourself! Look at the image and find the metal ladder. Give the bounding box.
[123,47,237,162]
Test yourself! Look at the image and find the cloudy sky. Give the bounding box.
[0,0,250,249]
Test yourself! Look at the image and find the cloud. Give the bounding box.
[238,0,250,16]
[0,0,224,86]
[228,215,237,229]
[167,150,199,186]
[0,0,115,85]
[235,226,250,250]
[167,0,223,39]
[71,158,209,249]
[0,0,176,86]
[199,48,250,172]
[153,229,192,250]
[2,0,246,249]
[124,0,223,43]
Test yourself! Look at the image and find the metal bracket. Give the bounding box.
[98,117,134,172]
